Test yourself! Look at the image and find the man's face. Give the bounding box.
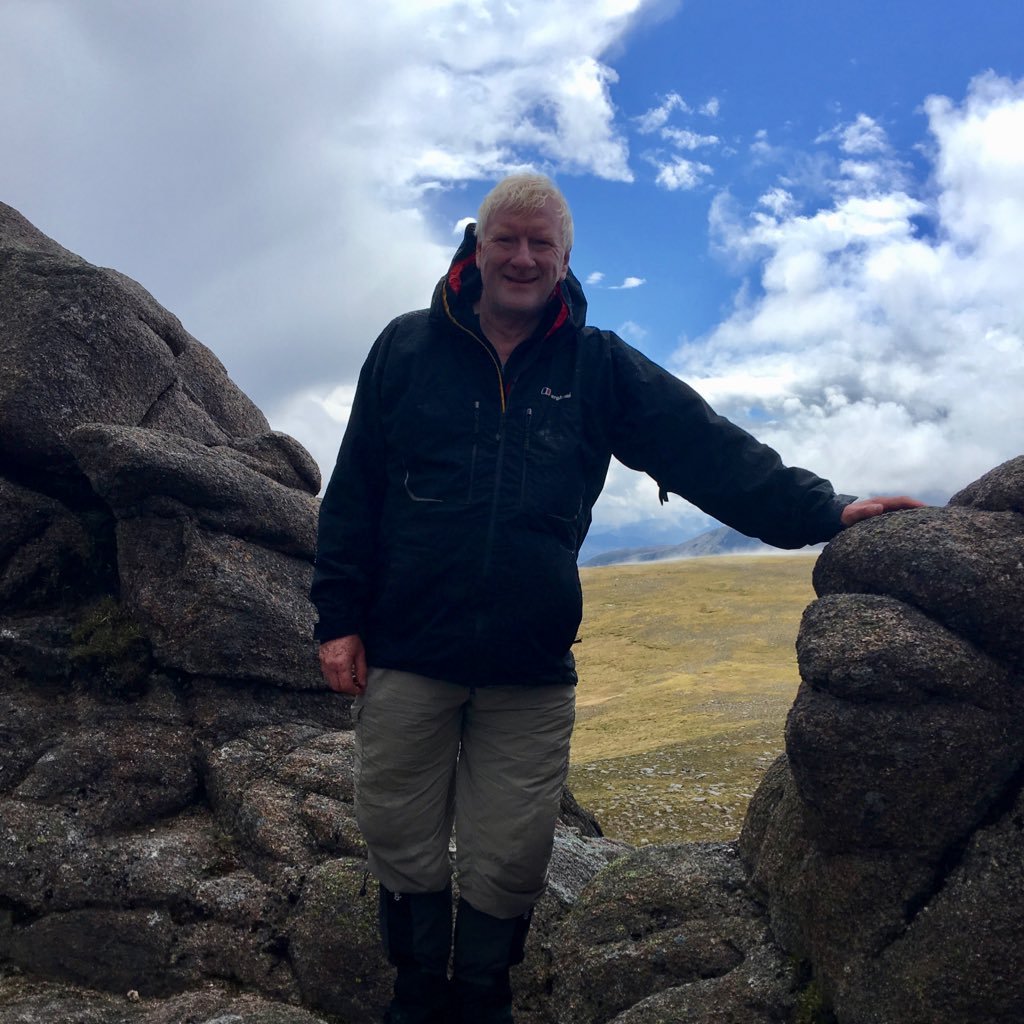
[475,199,570,323]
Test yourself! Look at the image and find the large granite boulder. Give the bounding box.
[0,202,290,486]
[742,454,1024,1024]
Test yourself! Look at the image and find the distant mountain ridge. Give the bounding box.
[580,525,775,567]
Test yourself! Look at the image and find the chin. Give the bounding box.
[498,289,545,312]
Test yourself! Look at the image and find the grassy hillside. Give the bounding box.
[569,553,818,846]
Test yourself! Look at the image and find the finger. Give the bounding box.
[841,502,880,527]
[326,667,350,693]
[321,655,354,694]
[329,672,359,696]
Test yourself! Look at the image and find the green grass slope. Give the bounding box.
[569,553,818,845]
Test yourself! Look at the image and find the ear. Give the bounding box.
[559,248,570,281]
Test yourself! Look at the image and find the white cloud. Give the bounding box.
[816,113,890,154]
[661,127,719,150]
[617,320,649,343]
[269,384,358,483]
[634,92,691,133]
[653,156,713,191]
[673,73,1024,503]
[586,271,606,284]
[699,97,720,118]
[749,128,780,160]
[840,114,889,154]
[758,187,796,218]
[610,276,647,289]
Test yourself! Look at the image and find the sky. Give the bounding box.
[3,0,1024,557]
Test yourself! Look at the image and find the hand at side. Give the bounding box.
[319,633,368,695]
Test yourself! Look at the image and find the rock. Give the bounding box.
[550,843,779,1024]
[514,824,632,1021]
[4,203,646,1024]
[786,674,1022,854]
[220,431,322,495]
[605,944,795,1024]
[948,453,1024,513]
[0,202,269,486]
[0,479,103,613]
[11,691,197,832]
[204,725,363,866]
[744,466,1024,1024]
[0,973,332,1023]
[69,423,319,559]
[796,593,1014,709]
[115,517,320,687]
[9,908,178,996]
[812,506,1024,670]
[559,785,605,838]
[288,858,391,1020]
[188,678,353,747]
[840,785,1024,1024]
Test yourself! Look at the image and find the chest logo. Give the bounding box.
[540,387,572,402]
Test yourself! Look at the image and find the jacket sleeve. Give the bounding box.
[309,329,390,642]
[604,336,854,549]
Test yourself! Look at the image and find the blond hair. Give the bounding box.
[476,173,574,251]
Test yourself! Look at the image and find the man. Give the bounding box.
[311,174,921,1023]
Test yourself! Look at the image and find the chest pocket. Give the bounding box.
[518,398,585,522]
[389,385,486,505]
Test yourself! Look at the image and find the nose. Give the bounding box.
[509,238,534,265]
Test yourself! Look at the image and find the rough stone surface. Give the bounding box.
[0,479,101,613]
[116,517,320,687]
[743,454,1024,1024]
[222,431,323,495]
[812,505,1024,670]
[4,202,1022,1024]
[0,202,269,487]
[70,423,319,558]
[949,452,1024,513]
[0,973,332,1024]
[549,843,786,1024]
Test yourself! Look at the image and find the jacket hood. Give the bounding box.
[430,221,589,335]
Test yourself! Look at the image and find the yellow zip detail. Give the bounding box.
[442,283,506,413]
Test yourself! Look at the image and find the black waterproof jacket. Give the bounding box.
[311,226,852,687]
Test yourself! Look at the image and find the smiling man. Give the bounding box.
[311,173,922,1024]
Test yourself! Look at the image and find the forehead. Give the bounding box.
[484,199,563,240]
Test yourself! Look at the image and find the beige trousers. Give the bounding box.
[352,668,576,919]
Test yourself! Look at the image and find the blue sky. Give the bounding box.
[3,0,1023,556]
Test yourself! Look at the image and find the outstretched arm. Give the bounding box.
[840,495,926,527]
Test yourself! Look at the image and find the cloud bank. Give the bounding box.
[669,73,1024,515]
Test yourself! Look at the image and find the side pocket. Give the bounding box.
[519,406,533,507]
[403,469,444,502]
[468,400,480,502]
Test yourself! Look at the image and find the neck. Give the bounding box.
[476,304,542,365]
